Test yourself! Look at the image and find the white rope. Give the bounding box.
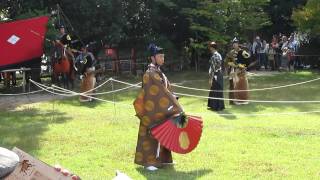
[111,79,142,87]
[0,89,44,96]
[29,79,137,97]
[82,77,112,94]
[110,79,320,104]
[30,80,320,116]
[172,77,320,92]
[191,110,320,117]
[175,92,320,104]
[29,80,132,107]
[52,85,132,108]
[87,82,142,95]
[30,80,76,97]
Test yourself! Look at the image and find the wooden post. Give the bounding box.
[22,67,26,92]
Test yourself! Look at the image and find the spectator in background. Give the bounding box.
[288,34,298,71]
[252,36,263,70]
[280,36,289,71]
[271,35,281,71]
[260,40,268,70]
[267,41,276,71]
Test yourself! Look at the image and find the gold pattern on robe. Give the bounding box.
[149,85,160,96]
[159,97,170,109]
[142,116,151,126]
[144,100,155,112]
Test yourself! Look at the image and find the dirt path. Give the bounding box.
[0,93,64,110]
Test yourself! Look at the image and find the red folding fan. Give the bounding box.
[151,115,203,154]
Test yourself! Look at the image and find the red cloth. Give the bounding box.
[0,16,49,69]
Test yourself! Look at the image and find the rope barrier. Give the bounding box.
[174,92,320,104]
[30,80,76,97]
[27,79,131,97]
[111,79,142,87]
[87,82,141,95]
[29,79,320,116]
[52,84,132,108]
[82,77,112,94]
[191,110,320,117]
[29,79,132,108]
[28,77,112,97]
[172,77,320,92]
[110,79,320,104]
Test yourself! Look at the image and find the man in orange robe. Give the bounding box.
[133,44,183,171]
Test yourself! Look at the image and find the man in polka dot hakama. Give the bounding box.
[133,44,184,171]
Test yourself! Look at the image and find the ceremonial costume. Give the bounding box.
[207,42,225,111]
[225,39,251,105]
[53,25,74,62]
[133,44,203,170]
[77,50,96,102]
[133,62,182,167]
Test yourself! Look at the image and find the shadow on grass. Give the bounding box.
[56,96,104,109]
[136,166,212,180]
[0,108,70,154]
[215,109,237,120]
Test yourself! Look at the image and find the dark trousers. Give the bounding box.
[208,72,225,110]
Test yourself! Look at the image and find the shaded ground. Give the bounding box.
[0,93,64,110]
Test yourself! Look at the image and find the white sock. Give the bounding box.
[145,166,158,171]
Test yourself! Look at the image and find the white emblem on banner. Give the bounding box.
[7,35,21,45]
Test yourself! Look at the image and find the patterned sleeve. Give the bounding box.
[214,53,223,73]
[133,71,183,128]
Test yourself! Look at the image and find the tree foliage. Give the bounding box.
[263,0,307,38]
[2,0,314,60]
[292,0,320,37]
[165,0,271,55]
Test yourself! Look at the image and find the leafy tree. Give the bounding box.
[292,0,320,37]
[263,0,307,38]
[183,0,270,45]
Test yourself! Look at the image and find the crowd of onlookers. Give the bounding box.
[244,32,300,71]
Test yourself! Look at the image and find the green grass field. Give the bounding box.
[1,70,320,179]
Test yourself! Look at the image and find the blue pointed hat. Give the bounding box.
[148,43,164,56]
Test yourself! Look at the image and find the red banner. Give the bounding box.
[0,16,49,69]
